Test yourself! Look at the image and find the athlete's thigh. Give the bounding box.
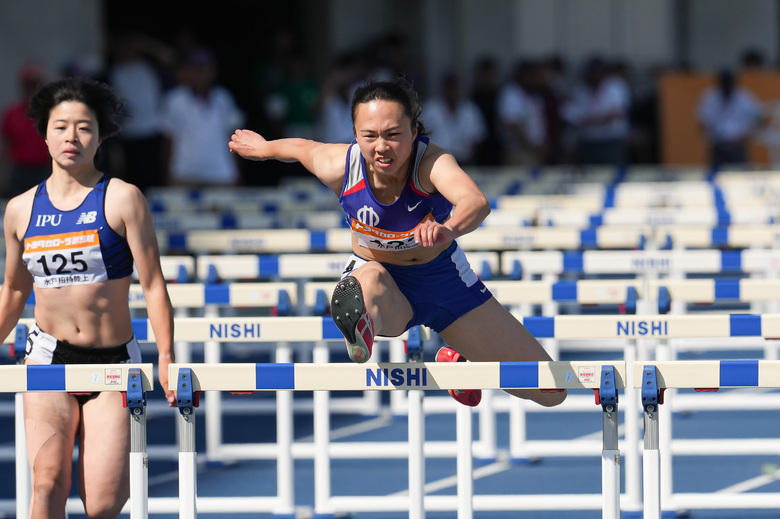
[77,392,130,499]
[438,297,554,363]
[350,261,413,337]
[23,391,80,487]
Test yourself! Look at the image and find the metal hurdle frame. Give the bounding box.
[10,312,780,516]
[1,363,154,519]
[635,360,780,518]
[168,360,626,519]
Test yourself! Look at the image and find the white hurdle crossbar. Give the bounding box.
[4,313,774,345]
[1,364,154,519]
[169,361,626,519]
[634,360,780,518]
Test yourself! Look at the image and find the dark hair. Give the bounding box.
[27,77,124,139]
[351,76,429,135]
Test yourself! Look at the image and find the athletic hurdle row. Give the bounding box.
[147,200,780,233]
[1,360,623,519]
[148,313,780,518]
[9,359,779,518]
[150,224,780,257]
[8,313,780,515]
[148,246,780,286]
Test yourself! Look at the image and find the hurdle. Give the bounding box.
[168,360,626,519]
[501,248,780,278]
[1,363,154,519]
[635,360,780,518]
[156,226,650,255]
[193,251,498,282]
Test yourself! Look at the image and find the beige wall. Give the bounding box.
[659,72,780,166]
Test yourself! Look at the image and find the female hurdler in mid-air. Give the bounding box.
[230,76,565,408]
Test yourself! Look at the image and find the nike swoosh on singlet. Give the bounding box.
[407,201,422,211]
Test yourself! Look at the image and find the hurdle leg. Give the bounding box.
[312,342,334,517]
[622,340,642,514]
[599,365,620,519]
[127,368,149,519]
[508,398,528,461]
[203,305,223,461]
[173,307,191,456]
[408,389,425,519]
[475,389,497,460]
[656,341,675,513]
[641,366,661,519]
[456,405,474,519]
[275,342,296,517]
[15,393,30,519]
[177,368,199,519]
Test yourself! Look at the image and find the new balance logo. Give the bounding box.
[76,211,97,225]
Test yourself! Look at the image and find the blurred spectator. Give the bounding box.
[741,48,766,71]
[538,56,568,165]
[316,54,363,144]
[1,61,50,197]
[160,47,245,186]
[107,32,172,192]
[629,64,667,164]
[470,56,505,166]
[497,59,546,166]
[563,56,631,167]
[264,52,320,139]
[424,70,487,165]
[697,69,764,167]
[372,32,425,90]
[251,27,299,140]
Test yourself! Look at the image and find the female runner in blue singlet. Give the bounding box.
[0,77,175,518]
[230,77,565,409]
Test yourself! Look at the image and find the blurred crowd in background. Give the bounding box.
[0,26,773,197]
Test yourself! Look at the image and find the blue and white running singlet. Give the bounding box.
[22,175,133,288]
[339,136,454,252]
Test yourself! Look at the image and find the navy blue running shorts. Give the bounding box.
[341,241,492,333]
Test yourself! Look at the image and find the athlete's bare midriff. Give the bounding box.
[352,235,451,265]
[32,276,133,347]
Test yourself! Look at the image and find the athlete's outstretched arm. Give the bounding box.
[229,129,349,193]
[113,180,176,405]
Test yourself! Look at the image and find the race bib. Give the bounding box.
[23,229,108,288]
[350,214,433,251]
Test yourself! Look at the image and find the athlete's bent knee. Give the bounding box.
[31,479,70,514]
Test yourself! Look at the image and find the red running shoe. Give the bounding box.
[435,346,482,407]
[331,276,374,363]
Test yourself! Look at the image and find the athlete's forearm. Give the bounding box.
[143,282,174,359]
[444,195,490,239]
[0,284,31,344]
[263,138,322,163]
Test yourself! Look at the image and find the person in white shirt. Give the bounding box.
[496,60,546,166]
[697,69,764,167]
[160,47,244,186]
[563,57,631,167]
[108,32,172,192]
[424,71,487,165]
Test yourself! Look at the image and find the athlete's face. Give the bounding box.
[45,101,101,170]
[353,99,417,177]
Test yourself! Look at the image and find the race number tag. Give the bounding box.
[23,229,107,288]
